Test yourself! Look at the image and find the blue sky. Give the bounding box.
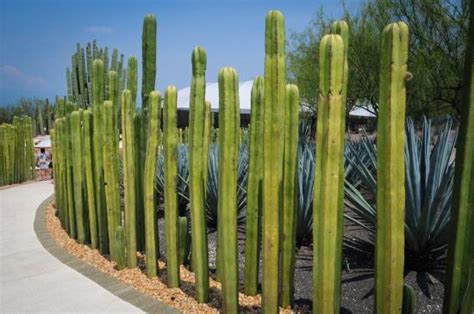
[0,0,362,105]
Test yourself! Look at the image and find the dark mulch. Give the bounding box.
[156,217,445,313]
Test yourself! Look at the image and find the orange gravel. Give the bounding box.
[45,202,291,313]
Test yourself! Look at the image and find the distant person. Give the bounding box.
[36,148,51,180]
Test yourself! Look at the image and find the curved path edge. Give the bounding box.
[34,195,179,314]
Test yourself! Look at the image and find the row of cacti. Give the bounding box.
[0,116,35,186]
[50,10,474,314]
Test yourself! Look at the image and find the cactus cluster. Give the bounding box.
[66,41,127,109]
[0,116,35,186]
[49,10,474,314]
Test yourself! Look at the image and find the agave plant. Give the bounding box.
[296,142,314,246]
[156,142,248,233]
[344,117,456,275]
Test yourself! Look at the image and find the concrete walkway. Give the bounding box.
[0,181,142,313]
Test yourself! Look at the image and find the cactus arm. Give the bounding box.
[313,34,346,313]
[262,10,286,313]
[244,76,264,296]
[188,46,209,302]
[280,84,299,308]
[218,67,240,313]
[375,22,409,314]
[83,110,98,249]
[443,8,474,314]
[143,91,161,277]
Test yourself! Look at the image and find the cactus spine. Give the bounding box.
[280,84,299,308]
[262,10,285,313]
[375,22,409,313]
[71,110,86,244]
[143,91,161,277]
[122,89,137,268]
[142,14,157,113]
[103,100,121,260]
[217,67,240,313]
[92,59,109,253]
[313,34,346,313]
[164,86,180,287]
[83,110,98,249]
[188,46,209,302]
[443,8,474,314]
[244,76,264,296]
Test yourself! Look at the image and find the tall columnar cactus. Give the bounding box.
[164,85,180,287]
[134,111,146,252]
[103,100,121,261]
[143,91,161,277]
[280,84,299,308]
[83,110,98,249]
[218,67,240,313]
[141,14,157,113]
[443,8,474,314]
[331,22,349,299]
[244,76,264,296]
[262,10,285,313]
[92,59,109,253]
[70,110,86,244]
[63,117,76,237]
[375,22,409,314]
[313,34,346,313]
[122,89,137,268]
[188,46,209,302]
[203,101,211,192]
[114,226,127,270]
[109,71,119,153]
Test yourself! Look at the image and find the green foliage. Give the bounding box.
[345,118,456,274]
[288,0,469,116]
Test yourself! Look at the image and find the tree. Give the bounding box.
[288,0,469,116]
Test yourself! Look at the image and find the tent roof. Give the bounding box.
[177,80,254,114]
[35,138,51,148]
[349,105,376,117]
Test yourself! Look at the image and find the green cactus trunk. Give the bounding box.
[141,14,157,114]
[178,216,190,265]
[375,22,409,314]
[203,101,211,193]
[83,110,98,249]
[143,91,161,277]
[92,59,109,254]
[114,226,127,270]
[244,76,264,296]
[280,84,299,308]
[217,67,240,313]
[103,100,121,261]
[122,89,138,268]
[164,86,180,287]
[188,46,209,303]
[71,110,86,244]
[64,117,76,237]
[443,8,474,314]
[313,34,346,313]
[262,10,285,313]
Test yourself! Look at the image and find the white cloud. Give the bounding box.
[85,26,113,34]
[0,65,48,89]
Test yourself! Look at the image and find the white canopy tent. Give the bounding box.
[177,80,254,114]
